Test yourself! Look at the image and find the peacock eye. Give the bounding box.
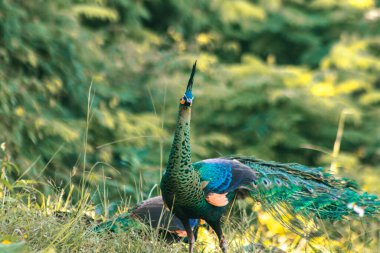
[261,178,271,187]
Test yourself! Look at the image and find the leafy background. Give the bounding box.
[1,0,380,251]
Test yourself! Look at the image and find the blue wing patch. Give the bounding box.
[193,159,233,194]
[193,158,256,195]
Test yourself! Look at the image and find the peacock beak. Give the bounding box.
[186,60,197,92]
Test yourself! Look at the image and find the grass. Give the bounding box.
[1,184,380,253]
[0,190,259,253]
[0,189,184,253]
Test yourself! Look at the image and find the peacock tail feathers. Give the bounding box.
[93,212,138,233]
[227,156,380,237]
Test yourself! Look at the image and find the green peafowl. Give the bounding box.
[160,61,380,253]
[93,196,200,243]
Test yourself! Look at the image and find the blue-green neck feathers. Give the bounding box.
[165,61,197,176]
[165,106,192,176]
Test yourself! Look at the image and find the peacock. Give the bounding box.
[160,61,380,253]
[93,196,200,243]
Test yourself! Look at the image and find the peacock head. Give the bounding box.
[180,61,197,107]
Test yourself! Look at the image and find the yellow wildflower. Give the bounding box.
[1,239,11,245]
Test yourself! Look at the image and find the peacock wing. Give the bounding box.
[193,158,257,207]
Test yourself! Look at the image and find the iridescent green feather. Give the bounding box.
[93,212,139,233]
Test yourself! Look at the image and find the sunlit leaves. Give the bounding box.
[347,0,375,10]
[219,0,266,23]
[73,5,119,22]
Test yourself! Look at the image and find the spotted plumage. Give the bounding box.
[160,62,380,253]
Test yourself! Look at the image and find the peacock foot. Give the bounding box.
[220,236,228,253]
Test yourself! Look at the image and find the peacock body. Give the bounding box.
[93,196,199,243]
[160,62,380,253]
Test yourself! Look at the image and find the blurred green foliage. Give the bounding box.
[0,0,380,201]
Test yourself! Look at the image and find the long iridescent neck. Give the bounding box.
[165,105,192,176]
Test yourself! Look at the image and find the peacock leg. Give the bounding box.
[182,219,195,253]
[208,220,227,253]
